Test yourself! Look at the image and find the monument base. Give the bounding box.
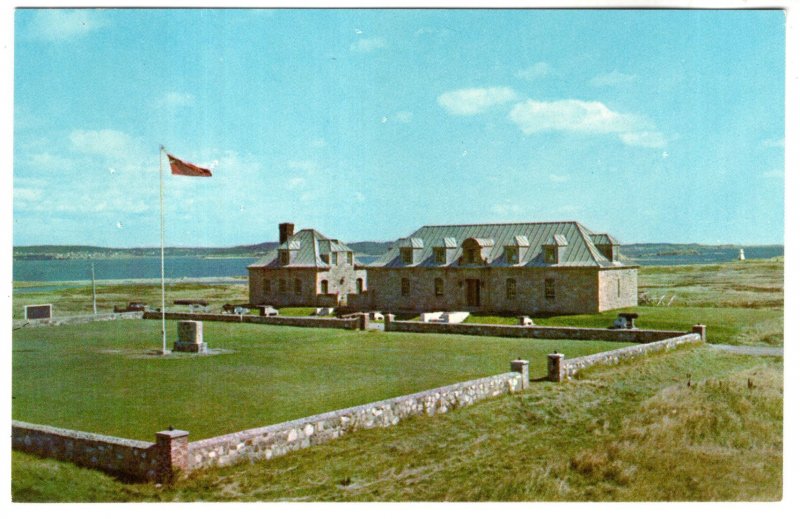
[173,341,208,353]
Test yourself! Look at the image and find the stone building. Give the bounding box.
[352,221,637,315]
[248,223,367,308]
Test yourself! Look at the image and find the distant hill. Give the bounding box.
[14,241,782,264]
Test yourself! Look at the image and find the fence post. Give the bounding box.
[384,313,394,332]
[547,352,565,382]
[510,359,530,390]
[155,429,189,482]
[691,324,707,342]
[358,313,369,330]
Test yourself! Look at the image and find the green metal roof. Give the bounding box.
[369,221,628,268]
[248,228,356,269]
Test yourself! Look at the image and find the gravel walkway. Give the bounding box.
[708,344,784,356]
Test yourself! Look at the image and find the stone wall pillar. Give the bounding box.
[547,352,565,382]
[384,313,394,331]
[155,429,189,482]
[510,359,530,390]
[691,324,707,342]
[358,313,369,331]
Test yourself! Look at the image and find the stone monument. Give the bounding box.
[173,320,208,353]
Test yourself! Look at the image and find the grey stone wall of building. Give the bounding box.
[361,266,637,315]
[597,268,638,312]
[143,311,360,330]
[385,320,688,343]
[249,265,366,307]
[559,332,702,380]
[13,311,144,329]
[11,421,164,481]
[187,372,524,470]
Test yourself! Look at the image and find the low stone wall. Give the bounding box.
[143,311,360,330]
[552,332,702,381]
[13,311,144,329]
[187,371,524,470]
[385,319,686,343]
[11,421,175,482]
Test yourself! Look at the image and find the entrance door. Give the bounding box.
[465,279,481,307]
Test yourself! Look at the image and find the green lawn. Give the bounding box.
[12,319,630,441]
[466,305,783,345]
[12,346,782,502]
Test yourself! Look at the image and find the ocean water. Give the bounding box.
[12,245,783,284]
[13,256,256,283]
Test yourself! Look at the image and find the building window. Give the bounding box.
[294,278,302,295]
[401,277,410,297]
[280,250,290,265]
[356,278,364,294]
[401,248,413,264]
[263,279,271,295]
[321,280,329,294]
[434,278,444,297]
[506,247,519,264]
[617,278,621,298]
[347,252,354,265]
[321,254,330,264]
[434,248,446,264]
[330,252,338,265]
[545,278,555,300]
[506,278,517,299]
[543,246,557,264]
[279,279,287,294]
[464,247,480,264]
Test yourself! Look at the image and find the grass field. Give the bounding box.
[12,319,629,440]
[12,346,782,501]
[11,259,784,501]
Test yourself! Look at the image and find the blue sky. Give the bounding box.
[12,8,785,247]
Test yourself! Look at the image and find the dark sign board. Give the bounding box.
[24,304,52,320]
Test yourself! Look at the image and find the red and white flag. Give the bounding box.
[166,153,212,177]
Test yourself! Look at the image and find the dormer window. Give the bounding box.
[461,237,493,266]
[543,245,557,264]
[321,254,330,264]
[434,248,446,264]
[505,247,519,264]
[280,250,290,265]
[543,234,567,265]
[330,252,338,265]
[401,248,413,264]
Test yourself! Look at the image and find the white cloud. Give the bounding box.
[154,91,195,110]
[619,131,667,149]
[549,174,569,183]
[490,203,523,216]
[438,87,519,116]
[762,169,784,178]
[14,188,42,205]
[761,137,784,148]
[350,37,386,53]
[288,177,306,188]
[515,62,551,81]
[508,99,665,148]
[288,160,318,173]
[69,129,145,161]
[394,111,414,123]
[590,71,637,87]
[27,10,107,42]
[25,152,75,172]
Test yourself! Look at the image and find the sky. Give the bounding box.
[11,7,786,247]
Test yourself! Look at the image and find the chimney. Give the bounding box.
[279,222,295,244]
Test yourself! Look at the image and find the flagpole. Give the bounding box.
[159,145,167,355]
